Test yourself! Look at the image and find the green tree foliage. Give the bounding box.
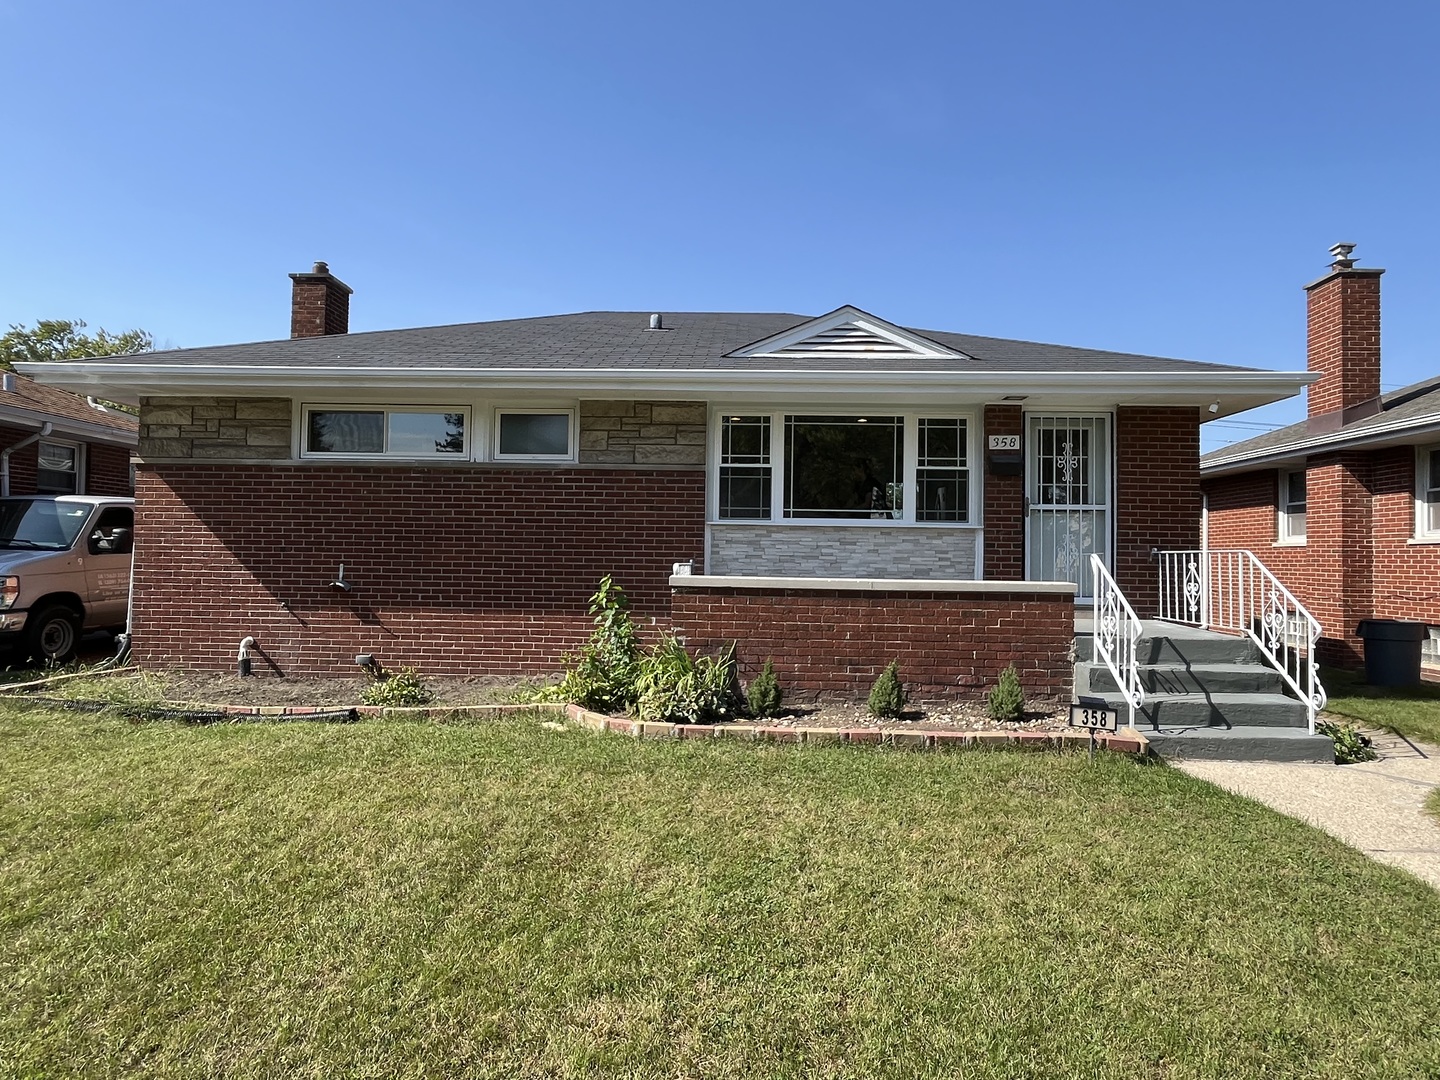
[0,319,154,372]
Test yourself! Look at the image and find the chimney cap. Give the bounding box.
[1329,242,1358,269]
[288,261,354,295]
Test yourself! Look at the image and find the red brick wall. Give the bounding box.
[1306,269,1382,418]
[133,464,705,676]
[0,425,132,496]
[85,443,133,496]
[1115,406,1201,617]
[1204,446,1440,670]
[671,584,1075,703]
[981,404,1024,579]
[289,276,350,338]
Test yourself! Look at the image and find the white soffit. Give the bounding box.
[727,306,969,361]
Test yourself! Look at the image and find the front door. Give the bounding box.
[1025,414,1111,602]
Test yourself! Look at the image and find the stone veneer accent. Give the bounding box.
[139,397,292,460]
[709,524,979,579]
[579,401,706,465]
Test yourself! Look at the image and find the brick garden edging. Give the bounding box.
[74,697,1149,756]
[563,704,1150,756]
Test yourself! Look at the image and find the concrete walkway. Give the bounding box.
[1175,728,1440,890]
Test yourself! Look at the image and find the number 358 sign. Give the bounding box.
[987,434,1020,451]
[1069,701,1118,732]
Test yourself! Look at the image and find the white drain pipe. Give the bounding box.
[1,421,53,496]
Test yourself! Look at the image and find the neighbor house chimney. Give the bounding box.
[288,261,353,338]
[1303,242,1383,421]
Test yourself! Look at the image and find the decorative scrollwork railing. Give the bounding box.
[1157,549,1326,733]
[1090,554,1144,729]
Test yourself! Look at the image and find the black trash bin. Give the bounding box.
[1355,620,1427,687]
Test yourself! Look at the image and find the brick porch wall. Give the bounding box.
[133,464,705,676]
[671,580,1075,703]
[1115,406,1201,617]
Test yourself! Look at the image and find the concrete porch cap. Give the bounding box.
[669,575,1077,595]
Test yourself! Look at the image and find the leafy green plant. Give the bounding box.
[867,661,906,719]
[360,667,434,708]
[634,637,737,724]
[986,664,1025,723]
[1317,719,1377,764]
[746,659,783,719]
[533,575,642,713]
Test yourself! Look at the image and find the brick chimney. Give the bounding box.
[1303,242,1383,422]
[288,261,353,338]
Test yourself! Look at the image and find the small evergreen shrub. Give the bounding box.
[1317,719,1377,764]
[867,661,906,719]
[360,666,434,707]
[633,637,737,724]
[746,659,783,718]
[986,664,1025,723]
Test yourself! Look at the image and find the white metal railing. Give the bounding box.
[1089,553,1144,729]
[1157,549,1326,732]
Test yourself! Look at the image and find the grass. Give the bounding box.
[1427,787,1440,823]
[1321,668,1440,746]
[0,707,1438,1078]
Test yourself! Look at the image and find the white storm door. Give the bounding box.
[1025,414,1111,601]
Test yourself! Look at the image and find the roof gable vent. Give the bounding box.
[727,306,968,362]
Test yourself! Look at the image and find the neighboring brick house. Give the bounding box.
[23,261,1309,699]
[0,373,136,498]
[1201,244,1440,672]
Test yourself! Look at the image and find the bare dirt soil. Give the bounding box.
[117,669,1070,731]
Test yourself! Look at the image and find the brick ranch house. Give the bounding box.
[1201,244,1440,673]
[24,263,1310,702]
[0,373,135,497]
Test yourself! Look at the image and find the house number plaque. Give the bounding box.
[987,434,1020,451]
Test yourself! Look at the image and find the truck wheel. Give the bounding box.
[27,605,80,666]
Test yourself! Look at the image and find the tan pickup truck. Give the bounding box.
[0,496,135,664]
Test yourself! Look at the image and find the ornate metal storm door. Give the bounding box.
[1024,414,1111,602]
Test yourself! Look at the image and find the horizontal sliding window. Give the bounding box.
[304,408,467,457]
[784,415,903,520]
[495,410,574,460]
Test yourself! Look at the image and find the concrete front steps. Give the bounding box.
[1075,621,1334,763]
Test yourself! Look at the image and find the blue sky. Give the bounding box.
[3,0,1437,452]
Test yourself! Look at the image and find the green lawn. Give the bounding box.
[1,708,1438,1079]
[1322,668,1440,746]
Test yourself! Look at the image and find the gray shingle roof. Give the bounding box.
[64,311,1259,375]
[1201,374,1440,470]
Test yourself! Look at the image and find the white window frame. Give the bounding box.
[299,404,472,460]
[1416,444,1440,541]
[707,408,979,527]
[36,438,84,495]
[1277,467,1307,545]
[492,408,578,463]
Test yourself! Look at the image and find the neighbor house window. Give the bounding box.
[494,410,575,460]
[304,408,467,457]
[718,415,772,519]
[1419,445,1440,539]
[1279,468,1306,542]
[36,440,80,494]
[916,418,970,522]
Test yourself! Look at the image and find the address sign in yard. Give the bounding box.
[1068,702,1118,732]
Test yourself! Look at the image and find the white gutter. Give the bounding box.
[0,405,138,448]
[17,362,1316,403]
[1201,411,1440,476]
